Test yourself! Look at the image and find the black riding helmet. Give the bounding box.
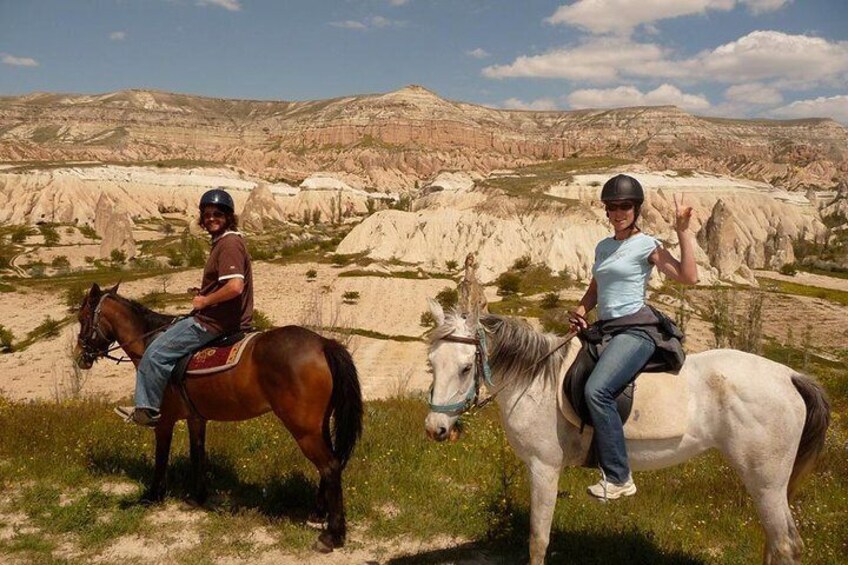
[601,174,644,203]
[199,188,235,213]
[601,174,644,230]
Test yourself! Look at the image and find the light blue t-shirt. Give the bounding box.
[592,233,661,321]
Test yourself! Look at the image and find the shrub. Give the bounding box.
[64,283,89,312]
[496,272,521,296]
[511,255,532,271]
[779,263,797,276]
[78,225,100,240]
[139,291,166,309]
[420,311,436,328]
[541,292,560,309]
[39,224,60,246]
[252,309,274,331]
[10,226,32,243]
[435,287,458,311]
[51,255,71,273]
[342,291,360,304]
[306,269,318,281]
[110,249,126,265]
[0,325,14,353]
[34,316,61,340]
[445,260,458,272]
[311,208,322,225]
[331,254,351,267]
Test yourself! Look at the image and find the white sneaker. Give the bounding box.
[587,476,637,501]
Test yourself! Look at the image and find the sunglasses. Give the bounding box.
[604,202,635,212]
[202,210,226,220]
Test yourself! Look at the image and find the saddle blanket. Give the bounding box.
[557,337,690,440]
[186,332,260,375]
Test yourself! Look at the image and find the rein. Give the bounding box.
[429,325,578,417]
[80,294,176,364]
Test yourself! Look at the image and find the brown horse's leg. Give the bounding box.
[292,432,345,552]
[308,476,328,527]
[146,421,175,503]
[187,417,208,504]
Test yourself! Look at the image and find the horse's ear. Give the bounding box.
[427,298,445,326]
[108,281,121,295]
[89,283,101,297]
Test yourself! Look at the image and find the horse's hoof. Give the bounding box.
[313,536,334,553]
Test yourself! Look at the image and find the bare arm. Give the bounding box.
[569,277,597,330]
[650,193,699,285]
[192,277,244,310]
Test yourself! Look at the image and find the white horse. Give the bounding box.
[423,302,830,565]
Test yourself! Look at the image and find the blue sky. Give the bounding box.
[1,1,846,122]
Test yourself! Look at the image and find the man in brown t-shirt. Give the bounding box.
[115,188,254,426]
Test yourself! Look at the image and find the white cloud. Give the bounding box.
[330,20,368,30]
[196,0,241,11]
[1,53,39,67]
[685,31,848,89]
[724,83,783,105]
[330,16,404,30]
[109,31,127,41]
[503,97,560,111]
[567,84,711,112]
[467,48,490,59]
[484,31,847,93]
[483,37,685,82]
[546,0,788,35]
[770,95,848,123]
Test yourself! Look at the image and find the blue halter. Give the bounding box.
[428,326,494,416]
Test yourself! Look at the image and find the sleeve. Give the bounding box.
[215,237,247,282]
[642,235,662,262]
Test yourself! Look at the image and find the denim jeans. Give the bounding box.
[135,317,218,411]
[585,329,656,484]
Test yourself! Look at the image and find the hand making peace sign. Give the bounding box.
[674,193,694,233]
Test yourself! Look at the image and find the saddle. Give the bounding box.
[557,335,689,444]
[170,330,261,417]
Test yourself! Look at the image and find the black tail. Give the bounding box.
[323,339,363,469]
[788,373,831,499]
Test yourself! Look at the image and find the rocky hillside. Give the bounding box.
[1,86,846,191]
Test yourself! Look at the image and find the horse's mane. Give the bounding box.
[108,292,176,333]
[431,310,570,386]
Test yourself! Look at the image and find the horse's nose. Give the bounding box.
[435,426,448,441]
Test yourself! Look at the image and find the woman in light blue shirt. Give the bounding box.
[569,174,698,501]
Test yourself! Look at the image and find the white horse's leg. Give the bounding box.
[527,458,562,565]
[713,392,805,563]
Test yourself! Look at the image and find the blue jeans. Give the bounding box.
[135,317,218,411]
[585,330,656,484]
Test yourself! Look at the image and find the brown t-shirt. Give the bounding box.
[195,231,254,334]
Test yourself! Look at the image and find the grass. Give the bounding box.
[0,377,845,563]
[338,269,456,281]
[480,157,633,201]
[756,275,848,307]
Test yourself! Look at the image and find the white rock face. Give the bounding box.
[422,171,479,194]
[94,193,136,260]
[241,183,286,231]
[338,171,825,285]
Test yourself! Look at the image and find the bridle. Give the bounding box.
[428,324,578,417]
[428,326,495,416]
[77,293,171,365]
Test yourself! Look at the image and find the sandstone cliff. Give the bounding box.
[1,86,845,191]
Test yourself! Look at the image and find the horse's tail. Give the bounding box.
[788,373,831,500]
[323,338,363,469]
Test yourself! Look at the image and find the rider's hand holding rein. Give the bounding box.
[648,193,699,286]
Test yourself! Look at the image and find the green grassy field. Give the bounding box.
[0,342,845,565]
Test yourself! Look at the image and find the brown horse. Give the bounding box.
[73,283,362,552]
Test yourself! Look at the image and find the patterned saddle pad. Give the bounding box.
[186,332,260,375]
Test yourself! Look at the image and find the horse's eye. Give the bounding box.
[461,365,472,375]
